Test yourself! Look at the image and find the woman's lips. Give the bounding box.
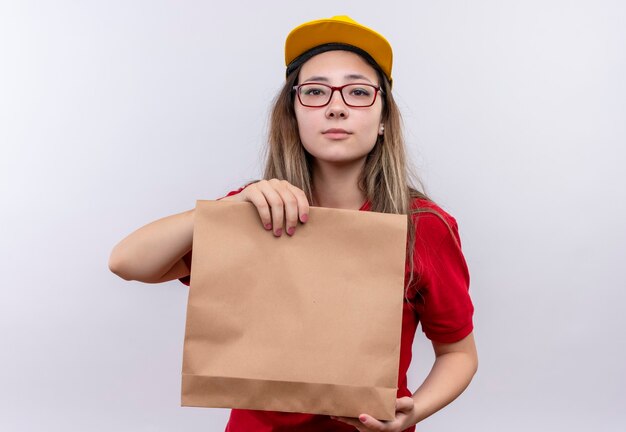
[322,128,352,139]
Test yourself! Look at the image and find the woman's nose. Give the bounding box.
[325,90,348,118]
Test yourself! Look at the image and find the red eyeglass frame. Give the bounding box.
[292,82,385,108]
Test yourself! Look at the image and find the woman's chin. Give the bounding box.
[304,143,373,165]
[309,152,369,166]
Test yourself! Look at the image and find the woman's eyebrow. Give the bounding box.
[302,76,329,83]
[344,73,373,83]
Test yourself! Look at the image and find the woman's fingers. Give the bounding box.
[254,181,286,236]
[244,179,309,236]
[272,179,305,236]
[329,398,415,431]
[240,183,275,231]
[331,415,386,431]
[289,183,310,224]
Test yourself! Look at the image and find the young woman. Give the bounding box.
[109,15,477,432]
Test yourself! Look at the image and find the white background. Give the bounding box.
[1,1,625,431]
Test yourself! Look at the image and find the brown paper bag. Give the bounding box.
[181,200,407,420]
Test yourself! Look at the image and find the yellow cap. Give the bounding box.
[285,15,393,84]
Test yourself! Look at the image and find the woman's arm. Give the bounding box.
[332,332,477,431]
[108,179,311,284]
[410,331,478,424]
[108,209,195,283]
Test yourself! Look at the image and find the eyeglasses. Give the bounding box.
[293,82,384,108]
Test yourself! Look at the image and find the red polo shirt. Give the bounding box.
[179,187,474,432]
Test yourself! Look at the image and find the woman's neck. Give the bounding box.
[311,158,367,210]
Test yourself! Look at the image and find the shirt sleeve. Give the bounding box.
[178,186,248,286]
[410,210,474,343]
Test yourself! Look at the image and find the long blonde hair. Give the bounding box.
[261,56,451,300]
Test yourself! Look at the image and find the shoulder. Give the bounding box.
[221,186,245,199]
[409,197,461,247]
[217,181,258,200]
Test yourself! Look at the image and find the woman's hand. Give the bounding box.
[330,397,417,431]
[220,179,310,237]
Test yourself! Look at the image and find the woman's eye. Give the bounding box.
[304,87,326,96]
[350,88,371,97]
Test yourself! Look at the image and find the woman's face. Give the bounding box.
[294,50,383,165]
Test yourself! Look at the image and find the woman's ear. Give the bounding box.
[378,123,385,136]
